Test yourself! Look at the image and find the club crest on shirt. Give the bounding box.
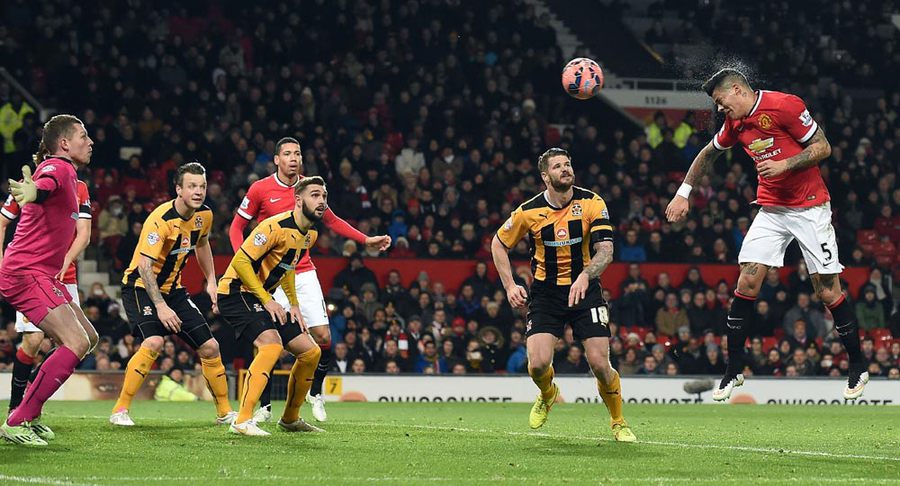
[758,113,773,130]
[147,232,161,245]
[253,233,268,246]
[194,216,203,229]
[571,202,582,217]
[304,234,312,248]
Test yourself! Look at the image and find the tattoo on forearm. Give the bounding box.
[684,144,723,186]
[785,128,830,171]
[740,262,759,276]
[584,242,613,280]
[139,262,165,304]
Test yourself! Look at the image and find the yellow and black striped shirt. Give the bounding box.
[122,200,213,294]
[497,186,613,286]
[217,211,317,299]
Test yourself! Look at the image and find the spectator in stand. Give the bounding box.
[334,253,379,298]
[656,293,689,337]
[783,293,827,339]
[556,345,589,374]
[855,285,886,330]
[754,300,779,337]
[97,196,128,258]
[619,229,647,262]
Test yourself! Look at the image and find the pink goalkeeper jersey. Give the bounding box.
[1,157,79,277]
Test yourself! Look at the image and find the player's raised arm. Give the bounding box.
[321,206,391,251]
[665,141,724,223]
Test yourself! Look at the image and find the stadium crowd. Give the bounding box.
[0,0,897,378]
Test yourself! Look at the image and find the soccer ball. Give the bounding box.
[561,58,604,100]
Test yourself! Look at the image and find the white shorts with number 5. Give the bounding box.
[272,269,330,328]
[738,202,843,275]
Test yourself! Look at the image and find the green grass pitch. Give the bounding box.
[1,400,898,484]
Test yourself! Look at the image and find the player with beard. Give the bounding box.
[111,162,235,427]
[229,137,390,423]
[491,148,636,442]
[218,177,329,435]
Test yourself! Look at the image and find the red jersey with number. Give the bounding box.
[235,173,368,274]
[713,90,829,207]
[0,158,80,278]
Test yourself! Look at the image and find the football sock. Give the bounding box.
[9,348,36,413]
[309,342,331,396]
[282,346,321,423]
[237,344,282,424]
[201,355,233,417]
[529,365,556,402]
[827,294,863,366]
[597,369,625,427]
[726,291,755,376]
[258,362,277,408]
[7,346,79,426]
[113,346,158,413]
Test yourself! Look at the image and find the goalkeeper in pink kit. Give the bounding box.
[0,114,99,446]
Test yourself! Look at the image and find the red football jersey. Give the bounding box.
[2,177,90,284]
[714,90,829,207]
[235,173,368,273]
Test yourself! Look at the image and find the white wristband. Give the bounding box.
[676,183,692,199]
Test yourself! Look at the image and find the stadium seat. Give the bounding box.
[762,337,778,353]
[857,229,878,244]
[870,328,893,343]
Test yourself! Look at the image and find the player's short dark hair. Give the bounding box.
[295,176,326,196]
[701,68,751,96]
[537,147,571,173]
[33,114,84,164]
[275,137,301,155]
[175,162,206,187]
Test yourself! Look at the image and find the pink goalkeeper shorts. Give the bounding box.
[0,271,72,327]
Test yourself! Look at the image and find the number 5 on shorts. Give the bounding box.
[820,243,833,263]
[590,305,609,327]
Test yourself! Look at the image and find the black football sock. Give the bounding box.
[725,291,755,377]
[309,343,331,397]
[827,294,863,367]
[9,348,36,412]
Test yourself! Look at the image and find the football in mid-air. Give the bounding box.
[562,57,604,100]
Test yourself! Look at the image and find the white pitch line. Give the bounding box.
[348,421,900,463]
[0,475,100,486]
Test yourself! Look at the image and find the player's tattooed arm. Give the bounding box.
[583,241,614,280]
[684,142,724,186]
[785,127,831,171]
[138,255,165,305]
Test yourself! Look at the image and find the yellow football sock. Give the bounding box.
[237,344,282,423]
[113,346,158,413]
[201,355,233,417]
[282,345,321,423]
[597,370,625,427]
[529,365,556,402]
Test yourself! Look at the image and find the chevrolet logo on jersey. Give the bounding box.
[748,137,775,154]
